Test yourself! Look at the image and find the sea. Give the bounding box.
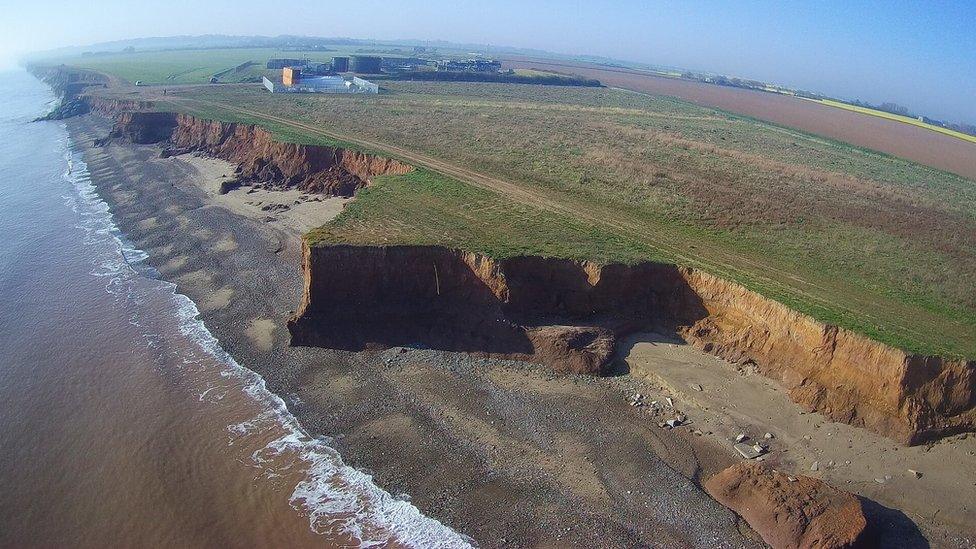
[0,69,470,547]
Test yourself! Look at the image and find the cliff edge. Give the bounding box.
[288,243,975,446]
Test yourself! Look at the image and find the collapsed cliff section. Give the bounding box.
[288,243,975,445]
[287,245,704,374]
[705,462,867,549]
[106,111,413,197]
[28,65,109,121]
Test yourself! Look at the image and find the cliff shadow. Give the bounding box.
[857,496,929,548]
[288,246,537,356]
[290,247,713,376]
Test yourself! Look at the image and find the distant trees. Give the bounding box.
[946,122,976,137]
[878,102,912,116]
[852,99,913,117]
[848,98,976,137]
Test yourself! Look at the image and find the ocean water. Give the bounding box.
[0,69,470,548]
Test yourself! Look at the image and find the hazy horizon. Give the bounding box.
[3,0,974,123]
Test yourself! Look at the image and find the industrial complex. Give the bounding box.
[262,60,378,94]
[262,55,380,94]
[263,72,378,94]
[260,53,507,94]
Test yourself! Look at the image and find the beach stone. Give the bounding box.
[734,442,763,459]
[705,462,867,549]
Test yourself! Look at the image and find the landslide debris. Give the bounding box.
[105,111,413,197]
[705,462,867,549]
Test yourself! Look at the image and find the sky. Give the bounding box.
[1,0,974,123]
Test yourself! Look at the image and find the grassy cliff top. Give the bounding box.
[75,64,976,358]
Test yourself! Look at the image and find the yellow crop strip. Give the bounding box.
[808,98,976,144]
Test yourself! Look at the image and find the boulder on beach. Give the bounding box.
[705,462,866,549]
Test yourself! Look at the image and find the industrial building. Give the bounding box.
[436,59,502,73]
[267,58,307,69]
[267,56,380,74]
[262,68,378,94]
[349,55,383,74]
[331,56,350,72]
[304,61,331,75]
[382,57,431,72]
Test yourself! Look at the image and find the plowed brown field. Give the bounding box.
[503,58,976,181]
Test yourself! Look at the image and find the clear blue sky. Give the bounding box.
[3,0,974,123]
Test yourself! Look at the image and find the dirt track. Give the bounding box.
[502,58,976,182]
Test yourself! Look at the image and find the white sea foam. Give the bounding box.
[62,134,474,548]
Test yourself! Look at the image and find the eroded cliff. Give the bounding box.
[106,111,413,196]
[28,66,109,121]
[91,100,975,445]
[288,243,975,445]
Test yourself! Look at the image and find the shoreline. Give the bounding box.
[60,131,466,547]
[63,111,976,547]
[64,113,761,547]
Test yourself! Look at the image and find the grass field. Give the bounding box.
[73,54,976,358]
[810,98,976,145]
[48,47,412,84]
[505,59,976,182]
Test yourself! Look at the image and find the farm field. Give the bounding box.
[809,98,976,144]
[51,48,314,84]
[124,79,976,359]
[51,46,427,85]
[502,57,976,181]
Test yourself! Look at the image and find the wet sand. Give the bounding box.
[65,113,976,547]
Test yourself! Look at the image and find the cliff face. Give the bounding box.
[681,270,975,445]
[287,245,703,374]
[109,112,178,144]
[89,97,158,118]
[107,111,413,196]
[289,244,975,445]
[95,101,975,444]
[29,66,109,121]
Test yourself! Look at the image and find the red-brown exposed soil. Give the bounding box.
[503,58,976,181]
[288,244,976,446]
[705,462,867,549]
[106,111,413,196]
